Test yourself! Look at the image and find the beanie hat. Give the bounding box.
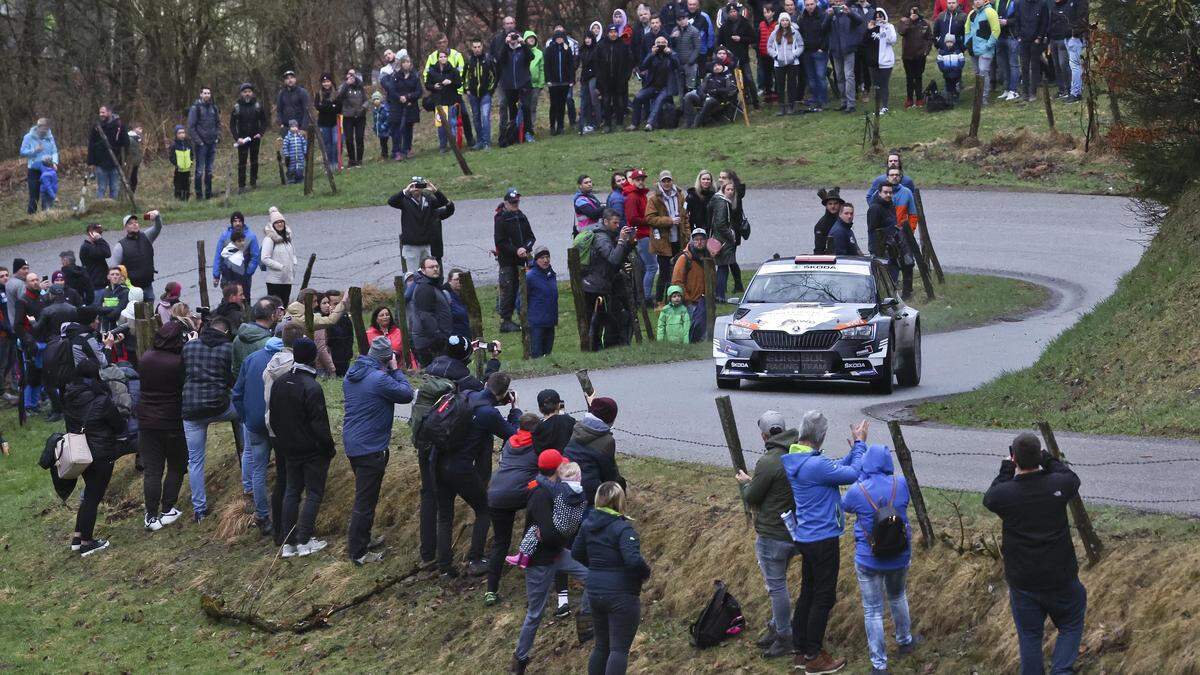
[268,206,286,226]
[76,306,99,326]
[292,337,318,366]
[174,125,185,133]
[50,270,65,283]
[537,449,567,472]
[446,334,471,361]
[368,335,393,364]
[239,82,254,92]
[163,281,182,300]
[589,397,618,426]
[371,91,383,102]
[12,258,27,271]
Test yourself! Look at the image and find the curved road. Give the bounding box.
[5,189,1197,513]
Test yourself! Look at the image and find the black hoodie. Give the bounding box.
[136,322,186,430]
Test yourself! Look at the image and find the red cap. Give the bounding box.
[537,449,567,472]
[628,168,647,180]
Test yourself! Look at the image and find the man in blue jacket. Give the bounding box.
[212,212,260,298]
[232,336,281,536]
[342,336,414,565]
[781,411,867,674]
[826,0,865,112]
[841,444,917,674]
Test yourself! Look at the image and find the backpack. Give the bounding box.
[416,390,480,452]
[409,374,456,445]
[42,336,75,389]
[658,99,680,129]
[923,81,952,112]
[497,121,519,148]
[572,228,597,268]
[688,580,746,649]
[857,477,909,559]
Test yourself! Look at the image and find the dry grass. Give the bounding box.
[916,126,1125,186]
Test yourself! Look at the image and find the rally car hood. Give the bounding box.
[732,303,875,333]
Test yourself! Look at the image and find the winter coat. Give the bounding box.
[341,355,413,457]
[698,69,737,100]
[388,188,455,253]
[798,8,832,53]
[464,53,499,97]
[841,444,912,571]
[86,116,127,169]
[526,265,559,328]
[365,324,403,355]
[828,5,866,56]
[687,8,717,55]
[573,508,652,596]
[260,225,297,285]
[97,284,129,332]
[424,62,463,107]
[781,441,866,543]
[574,190,604,232]
[670,24,702,68]
[232,336,280,435]
[284,296,344,332]
[63,377,127,462]
[671,246,708,304]
[525,32,546,89]
[280,130,304,168]
[33,300,76,342]
[718,15,756,62]
[493,206,536,266]
[61,264,94,306]
[219,242,252,286]
[768,23,805,66]
[964,4,1000,56]
[533,413,577,453]
[275,84,313,129]
[544,39,576,86]
[451,389,521,479]
[336,75,368,118]
[707,193,738,266]
[740,428,802,542]
[937,41,966,75]
[933,9,967,45]
[594,36,634,94]
[867,11,898,68]
[20,126,59,169]
[487,429,540,510]
[983,452,1081,592]
[181,324,234,420]
[107,215,163,288]
[828,219,862,255]
[268,363,335,461]
[607,188,627,227]
[410,273,453,350]
[758,19,777,57]
[187,99,221,144]
[622,182,650,239]
[898,14,935,60]
[995,0,1019,38]
[523,478,568,566]
[581,227,632,295]
[212,226,261,283]
[645,187,689,257]
[314,86,342,128]
[579,39,599,81]
[136,324,186,431]
[230,96,268,139]
[867,195,901,258]
[381,70,422,123]
[498,43,535,91]
[1016,0,1049,42]
[656,291,691,343]
[564,414,625,506]
[638,49,680,91]
[231,321,272,375]
[80,237,112,289]
[212,299,245,335]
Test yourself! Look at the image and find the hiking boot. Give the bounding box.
[79,539,111,557]
[624,124,637,131]
[575,611,594,644]
[255,517,274,537]
[803,651,846,674]
[509,656,529,675]
[281,544,298,558]
[297,539,328,556]
[367,535,386,551]
[466,558,489,577]
[353,551,385,566]
[897,634,923,655]
[793,653,809,670]
[499,320,521,333]
[44,411,63,423]
[144,515,163,532]
[904,97,913,109]
[870,669,889,674]
[483,591,500,606]
[756,627,778,647]
[763,638,792,659]
[160,508,182,526]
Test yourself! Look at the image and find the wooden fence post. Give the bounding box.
[714,395,752,525]
[196,240,211,308]
[702,258,717,341]
[630,255,655,342]
[348,287,369,356]
[393,276,414,366]
[435,106,473,176]
[912,189,945,284]
[566,248,590,351]
[94,122,138,214]
[623,269,643,346]
[733,69,752,127]
[968,71,984,141]
[1037,421,1104,566]
[133,302,155,361]
[273,137,287,185]
[300,253,317,290]
[901,227,935,301]
[302,127,316,195]
[518,268,532,359]
[457,271,484,340]
[1042,80,1056,132]
[886,421,935,549]
[474,346,486,380]
[308,125,339,194]
[303,295,315,339]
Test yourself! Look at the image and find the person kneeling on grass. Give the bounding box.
[656,285,691,343]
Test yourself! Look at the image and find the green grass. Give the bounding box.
[919,186,1200,437]
[1,63,1128,249]
[447,270,1048,378]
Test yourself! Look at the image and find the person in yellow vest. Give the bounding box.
[169,125,194,201]
[424,35,476,147]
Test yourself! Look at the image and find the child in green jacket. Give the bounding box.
[657,285,691,343]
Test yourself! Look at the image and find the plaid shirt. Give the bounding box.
[281,130,307,174]
[181,331,234,420]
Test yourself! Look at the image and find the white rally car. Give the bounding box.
[713,255,921,393]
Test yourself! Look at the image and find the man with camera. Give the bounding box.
[581,208,635,350]
[631,36,681,131]
[497,31,535,143]
[983,433,1088,675]
[387,176,456,273]
[826,0,865,113]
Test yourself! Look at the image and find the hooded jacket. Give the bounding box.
[964,3,1000,56]
[638,48,681,91]
[20,126,59,169]
[622,181,650,239]
[574,190,604,232]
[61,264,94,305]
[564,414,625,506]
[718,12,756,61]
[543,35,577,86]
[87,115,127,169]
[410,273,453,350]
[269,363,335,461]
[275,84,312,129]
[381,68,422,122]
[262,347,294,437]
[388,188,455,251]
[781,440,866,543]
[533,413,577,453]
[80,237,112,289]
[741,428,802,541]
[898,12,935,60]
[767,22,805,66]
[335,74,368,118]
[230,94,268,139]
[573,507,652,596]
[231,321,273,374]
[261,225,297,285]
[841,444,912,570]
[656,286,691,343]
[342,355,414,457]
[181,324,234,420]
[136,323,186,430]
[493,205,536,266]
[213,225,261,282]
[1015,0,1049,42]
[232,336,281,435]
[670,244,709,304]
[524,31,546,88]
[187,98,221,144]
[594,34,635,94]
[523,477,573,566]
[487,429,540,510]
[828,5,866,56]
[63,376,127,462]
[581,226,632,295]
[424,62,463,107]
[933,7,968,45]
[526,263,559,329]
[498,42,535,91]
[867,9,898,68]
[450,389,521,479]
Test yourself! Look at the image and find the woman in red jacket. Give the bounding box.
[758,4,779,102]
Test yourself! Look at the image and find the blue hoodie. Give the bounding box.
[525,264,559,328]
[20,126,59,168]
[841,444,912,571]
[342,355,414,457]
[781,440,866,543]
[212,226,261,283]
[232,337,282,435]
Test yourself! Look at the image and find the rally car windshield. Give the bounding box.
[742,271,876,305]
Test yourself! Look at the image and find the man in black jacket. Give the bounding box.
[684,61,738,127]
[813,187,844,254]
[1015,0,1048,103]
[387,179,455,272]
[86,105,127,200]
[631,37,681,131]
[827,203,862,255]
[581,209,635,350]
[230,83,268,191]
[497,32,535,142]
[186,87,220,200]
[799,0,832,109]
[58,251,93,306]
[595,25,634,133]
[717,3,759,108]
[274,70,312,134]
[80,223,112,291]
[983,433,1087,675]
[465,39,499,149]
[410,257,453,366]
[493,188,536,332]
[269,338,336,558]
[866,184,906,288]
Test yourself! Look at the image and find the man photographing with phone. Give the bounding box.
[388,176,455,274]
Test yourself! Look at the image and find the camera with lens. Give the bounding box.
[411,176,427,189]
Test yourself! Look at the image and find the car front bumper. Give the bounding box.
[713,336,889,381]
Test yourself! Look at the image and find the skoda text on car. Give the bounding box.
[712,256,921,393]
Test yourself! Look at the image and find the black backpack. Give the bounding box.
[923,81,952,112]
[497,121,519,148]
[857,477,909,559]
[415,390,481,453]
[658,99,680,129]
[688,580,746,649]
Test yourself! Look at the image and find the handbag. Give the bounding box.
[738,214,752,240]
[55,430,93,480]
[706,237,724,257]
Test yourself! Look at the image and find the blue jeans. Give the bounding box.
[1009,579,1087,675]
[1066,37,1084,96]
[755,535,798,640]
[240,425,272,520]
[804,51,829,106]
[636,238,658,301]
[579,78,599,130]
[855,563,913,670]
[530,326,555,358]
[715,264,730,301]
[94,166,120,199]
[515,550,591,662]
[436,104,459,150]
[318,125,338,166]
[192,141,216,195]
[185,403,239,515]
[687,301,707,342]
[21,341,45,410]
[631,86,670,128]
[468,94,492,147]
[998,36,1020,91]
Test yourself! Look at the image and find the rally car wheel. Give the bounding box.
[896,324,922,388]
[871,330,895,395]
[716,366,741,390]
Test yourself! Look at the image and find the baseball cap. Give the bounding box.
[504,187,521,202]
[658,170,673,182]
[537,449,568,472]
[690,228,708,238]
[628,168,647,180]
[282,69,297,77]
[122,214,138,226]
[757,410,786,436]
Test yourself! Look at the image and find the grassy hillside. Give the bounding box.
[920,186,1200,437]
[0,384,1196,673]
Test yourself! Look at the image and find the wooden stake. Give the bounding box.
[1037,421,1104,566]
[457,271,484,341]
[968,72,984,141]
[623,268,643,345]
[702,258,717,341]
[133,302,155,361]
[912,189,945,284]
[302,127,316,195]
[308,124,339,194]
[94,122,138,214]
[901,226,935,301]
[630,255,655,342]
[566,247,590,351]
[436,106,473,176]
[474,345,486,380]
[196,240,211,308]
[886,421,935,549]
[393,276,413,366]
[1042,78,1056,132]
[714,395,753,525]
[274,137,287,185]
[303,295,315,339]
[300,253,317,290]
[518,267,532,359]
[576,369,595,402]
[348,287,369,355]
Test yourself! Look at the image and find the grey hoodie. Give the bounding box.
[262,348,294,437]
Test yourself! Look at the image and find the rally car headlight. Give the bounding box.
[726,324,753,340]
[839,324,876,340]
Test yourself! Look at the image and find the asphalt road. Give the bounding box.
[5,188,1197,514]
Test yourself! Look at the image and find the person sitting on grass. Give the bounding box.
[656,284,691,343]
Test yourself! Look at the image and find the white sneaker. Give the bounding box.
[298,539,328,556]
[281,544,298,558]
[144,515,163,532]
[159,508,182,526]
[879,107,889,115]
